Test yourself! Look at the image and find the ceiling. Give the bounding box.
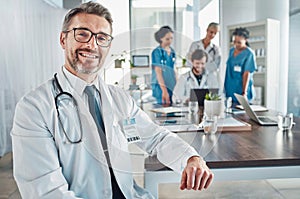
[43,0,300,16]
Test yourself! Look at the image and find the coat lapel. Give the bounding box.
[57,70,107,164]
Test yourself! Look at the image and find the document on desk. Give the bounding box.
[154,119,199,132]
[150,106,189,114]
[155,117,251,133]
[217,117,251,131]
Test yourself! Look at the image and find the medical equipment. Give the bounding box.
[53,73,83,144]
[160,48,175,65]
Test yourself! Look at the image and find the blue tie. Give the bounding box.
[85,85,107,150]
[84,85,125,199]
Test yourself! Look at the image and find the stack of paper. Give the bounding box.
[150,107,189,114]
[217,117,251,131]
[155,117,251,133]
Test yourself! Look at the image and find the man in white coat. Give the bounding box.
[173,49,219,104]
[11,2,213,198]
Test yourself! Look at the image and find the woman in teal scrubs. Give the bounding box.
[151,26,176,104]
[224,27,257,104]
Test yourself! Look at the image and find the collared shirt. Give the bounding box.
[186,40,221,69]
[62,66,102,108]
[193,72,203,86]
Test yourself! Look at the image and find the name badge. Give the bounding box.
[234,65,241,72]
[123,118,141,143]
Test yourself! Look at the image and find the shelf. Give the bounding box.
[249,39,265,43]
[227,19,280,108]
[254,72,266,75]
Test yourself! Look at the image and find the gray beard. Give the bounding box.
[68,53,102,74]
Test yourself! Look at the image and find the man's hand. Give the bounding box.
[180,156,214,191]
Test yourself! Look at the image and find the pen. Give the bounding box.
[155,113,185,118]
[164,120,177,124]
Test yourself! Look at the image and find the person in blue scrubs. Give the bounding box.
[224,27,257,104]
[151,26,176,104]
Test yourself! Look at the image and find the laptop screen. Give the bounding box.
[190,88,219,106]
[132,55,149,67]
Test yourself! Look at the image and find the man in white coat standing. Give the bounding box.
[11,2,213,198]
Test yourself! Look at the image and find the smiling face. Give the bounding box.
[205,26,219,41]
[60,13,112,81]
[192,56,207,75]
[233,35,247,51]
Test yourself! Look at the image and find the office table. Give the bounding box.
[144,109,300,198]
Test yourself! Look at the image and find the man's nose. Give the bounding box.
[86,35,98,49]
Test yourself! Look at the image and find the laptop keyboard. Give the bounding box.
[258,117,276,123]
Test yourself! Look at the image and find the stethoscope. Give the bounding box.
[52,73,83,144]
[160,48,176,66]
[187,68,206,84]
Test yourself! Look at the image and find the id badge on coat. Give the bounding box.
[234,65,242,72]
[123,118,141,143]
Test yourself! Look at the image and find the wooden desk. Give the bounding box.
[144,109,300,197]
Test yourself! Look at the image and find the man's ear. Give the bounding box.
[60,32,66,49]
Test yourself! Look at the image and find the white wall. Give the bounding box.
[288,12,300,116]
[255,0,289,113]
[0,0,66,156]
[96,0,131,87]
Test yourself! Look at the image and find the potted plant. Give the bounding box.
[182,58,187,67]
[131,74,138,85]
[204,92,222,117]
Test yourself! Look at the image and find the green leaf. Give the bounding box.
[205,92,221,100]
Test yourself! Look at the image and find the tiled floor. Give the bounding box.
[1,152,300,199]
[0,153,20,199]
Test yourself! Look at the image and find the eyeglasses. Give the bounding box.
[63,27,113,47]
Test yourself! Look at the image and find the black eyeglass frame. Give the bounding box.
[63,27,114,47]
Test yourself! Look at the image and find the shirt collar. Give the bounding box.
[62,66,100,96]
[201,39,214,48]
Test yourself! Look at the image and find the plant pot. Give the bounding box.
[131,78,137,85]
[204,99,222,117]
[115,59,122,68]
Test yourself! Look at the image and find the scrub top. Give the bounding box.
[224,47,256,103]
[151,46,176,104]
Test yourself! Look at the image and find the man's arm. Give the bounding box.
[172,74,189,104]
[12,94,82,199]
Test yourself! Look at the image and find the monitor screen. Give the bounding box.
[190,88,219,106]
[132,55,149,67]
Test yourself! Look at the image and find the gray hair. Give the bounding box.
[62,1,113,32]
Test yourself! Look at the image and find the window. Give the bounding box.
[130,0,220,59]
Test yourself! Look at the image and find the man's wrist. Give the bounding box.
[187,155,204,164]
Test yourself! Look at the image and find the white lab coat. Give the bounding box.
[173,70,219,103]
[11,68,198,199]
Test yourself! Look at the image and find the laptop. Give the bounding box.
[190,88,219,106]
[234,93,278,126]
